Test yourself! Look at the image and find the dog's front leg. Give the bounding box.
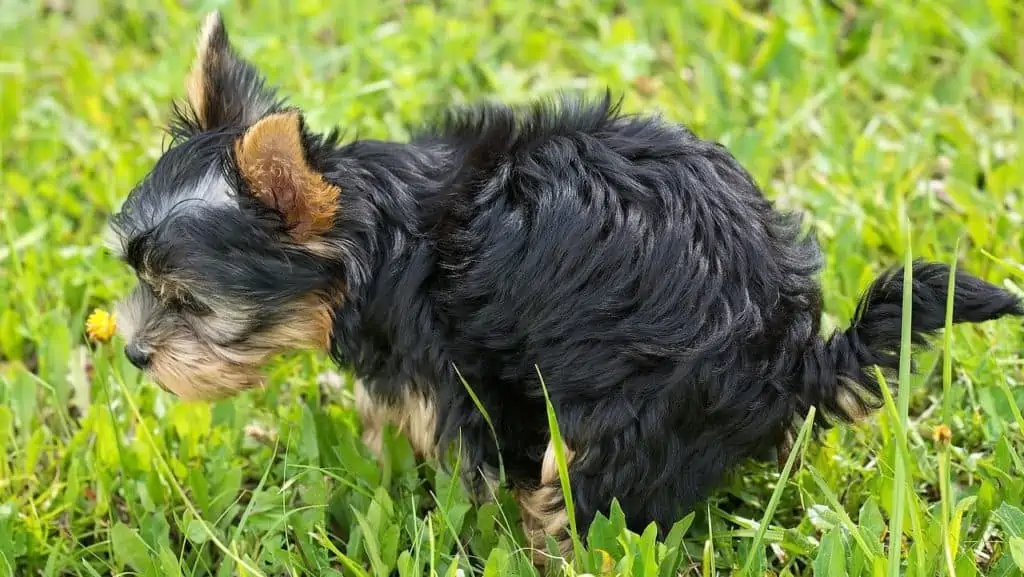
[353,379,438,460]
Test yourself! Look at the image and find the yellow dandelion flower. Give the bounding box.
[86,308,117,343]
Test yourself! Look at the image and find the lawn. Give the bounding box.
[2,0,1024,575]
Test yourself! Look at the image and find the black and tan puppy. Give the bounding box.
[107,11,1023,561]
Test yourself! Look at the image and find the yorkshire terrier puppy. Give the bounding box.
[109,11,1023,562]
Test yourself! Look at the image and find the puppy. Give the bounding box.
[107,11,1024,562]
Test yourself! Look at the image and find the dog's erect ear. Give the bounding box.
[185,11,281,131]
[235,111,340,241]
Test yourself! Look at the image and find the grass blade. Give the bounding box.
[942,238,960,426]
[703,505,715,577]
[112,370,267,577]
[887,227,922,576]
[940,241,960,576]
[535,365,583,567]
[804,464,880,561]
[739,405,816,576]
[453,363,506,487]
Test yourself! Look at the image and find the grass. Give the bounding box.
[2,0,1024,575]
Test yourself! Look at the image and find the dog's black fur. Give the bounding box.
[109,11,1024,556]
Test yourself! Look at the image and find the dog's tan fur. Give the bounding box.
[185,12,223,129]
[517,439,576,562]
[117,295,333,400]
[354,380,438,459]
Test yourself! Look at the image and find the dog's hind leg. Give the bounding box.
[515,408,744,568]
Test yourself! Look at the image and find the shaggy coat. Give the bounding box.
[109,11,1024,561]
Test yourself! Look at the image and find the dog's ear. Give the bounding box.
[184,11,281,131]
[234,111,340,241]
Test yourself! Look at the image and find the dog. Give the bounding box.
[107,11,1024,562]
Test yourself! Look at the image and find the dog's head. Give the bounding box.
[107,12,343,399]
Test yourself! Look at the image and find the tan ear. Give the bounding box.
[185,11,222,124]
[185,11,280,130]
[235,112,340,241]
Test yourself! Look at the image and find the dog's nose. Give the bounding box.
[124,343,151,370]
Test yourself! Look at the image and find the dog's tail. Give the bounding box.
[795,260,1023,425]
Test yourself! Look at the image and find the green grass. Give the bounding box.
[2,0,1024,575]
